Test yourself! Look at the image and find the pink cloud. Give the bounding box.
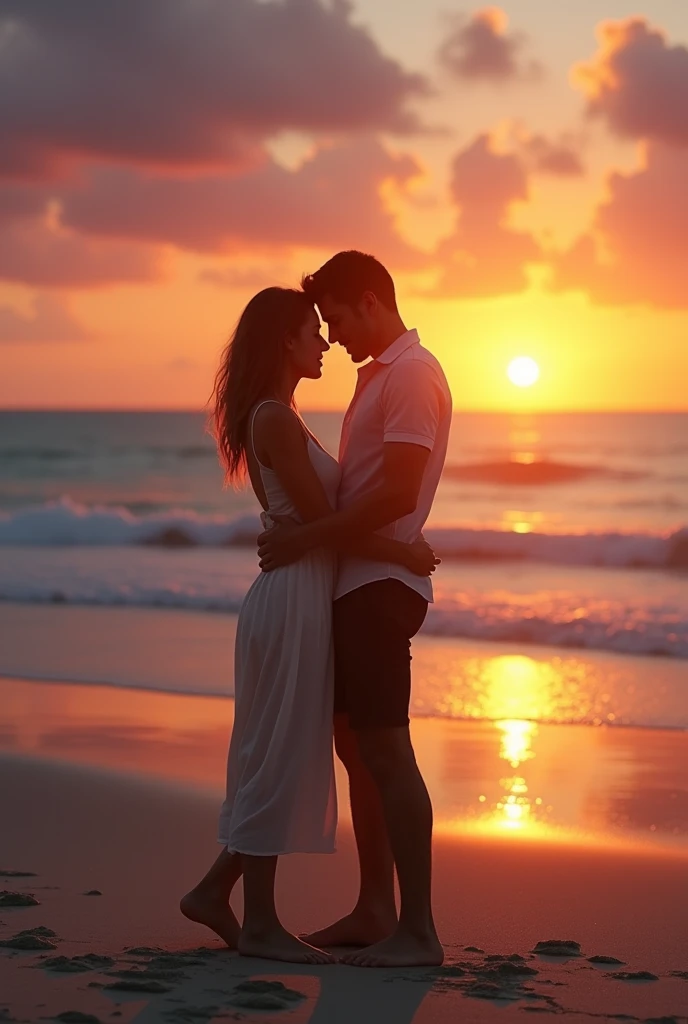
[573,18,688,145]
[0,210,159,288]
[553,143,688,308]
[0,0,428,181]
[438,8,541,83]
[59,140,428,269]
[428,134,541,298]
[0,294,90,343]
[199,265,294,291]
[520,134,585,177]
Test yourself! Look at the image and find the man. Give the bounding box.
[258,250,452,968]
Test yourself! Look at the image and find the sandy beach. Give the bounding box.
[1,653,687,1024]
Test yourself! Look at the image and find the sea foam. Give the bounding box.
[1,497,686,569]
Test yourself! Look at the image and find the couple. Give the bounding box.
[181,251,452,968]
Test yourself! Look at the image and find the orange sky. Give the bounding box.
[1,1,686,411]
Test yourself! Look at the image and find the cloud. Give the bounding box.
[0,207,160,287]
[0,294,90,343]
[429,134,541,297]
[0,0,428,180]
[199,265,294,290]
[519,134,585,176]
[59,139,428,269]
[438,7,541,83]
[573,18,688,145]
[553,143,688,308]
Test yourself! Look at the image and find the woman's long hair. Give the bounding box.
[211,287,314,484]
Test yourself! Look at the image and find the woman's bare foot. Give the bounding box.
[238,924,335,965]
[301,907,397,949]
[179,889,241,949]
[340,928,444,968]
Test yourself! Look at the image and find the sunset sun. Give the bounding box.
[507,356,540,388]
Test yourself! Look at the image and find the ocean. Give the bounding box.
[1,409,686,727]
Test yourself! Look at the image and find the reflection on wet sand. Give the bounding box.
[0,674,685,857]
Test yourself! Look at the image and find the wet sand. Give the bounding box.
[1,675,687,1023]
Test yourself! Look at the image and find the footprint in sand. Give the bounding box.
[123,945,166,956]
[532,939,582,958]
[228,980,306,1011]
[0,891,40,907]
[0,929,57,950]
[42,954,115,973]
[104,979,173,994]
[607,970,659,981]
[54,1013,102,1024]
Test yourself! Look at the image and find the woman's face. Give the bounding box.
[286,308,330,379]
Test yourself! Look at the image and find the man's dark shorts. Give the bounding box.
[333,579,428,730]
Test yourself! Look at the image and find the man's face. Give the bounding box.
[317,294,375,364]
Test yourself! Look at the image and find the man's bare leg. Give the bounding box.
[341,726,443,968]
[180,848,243,948]
[238,854,334,964]
[302,713,398,948]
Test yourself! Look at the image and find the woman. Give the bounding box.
[181,288,437,965]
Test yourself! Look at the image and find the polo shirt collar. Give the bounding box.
[375,328,419,365]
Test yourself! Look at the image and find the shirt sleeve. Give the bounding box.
[381,358,443,450]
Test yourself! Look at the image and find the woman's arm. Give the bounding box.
[253,405,438,576]
[252,403,334,523]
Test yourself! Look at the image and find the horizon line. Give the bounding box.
[1,406,687,416]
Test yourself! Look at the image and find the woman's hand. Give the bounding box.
[404,539,441,577]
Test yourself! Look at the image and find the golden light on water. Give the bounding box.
[495,719,538,831]
[507,356,540,388]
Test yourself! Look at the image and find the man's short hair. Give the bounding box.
[301,251,398,313]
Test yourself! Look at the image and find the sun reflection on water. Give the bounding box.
[464,655,553,837]
[494,719,539,831]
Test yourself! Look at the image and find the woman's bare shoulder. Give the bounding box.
[251,402,305,447]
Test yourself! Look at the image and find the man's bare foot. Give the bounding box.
[301,907,397,949]
[179,889,241,949]
[238,924,335,965]
[340,928,444,968]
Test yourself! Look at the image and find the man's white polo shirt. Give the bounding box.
[335,328,452,603]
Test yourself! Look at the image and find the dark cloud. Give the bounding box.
[430,134,541,297]
[0,0,428,180]
[438,7,541,83]
[59,139,428,269]
[574,18,688,145]
[0,294,90,343]
[553,143,688,308]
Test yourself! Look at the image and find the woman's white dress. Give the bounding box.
[218,403,341,855]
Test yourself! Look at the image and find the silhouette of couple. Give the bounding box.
[182,251,451,969]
